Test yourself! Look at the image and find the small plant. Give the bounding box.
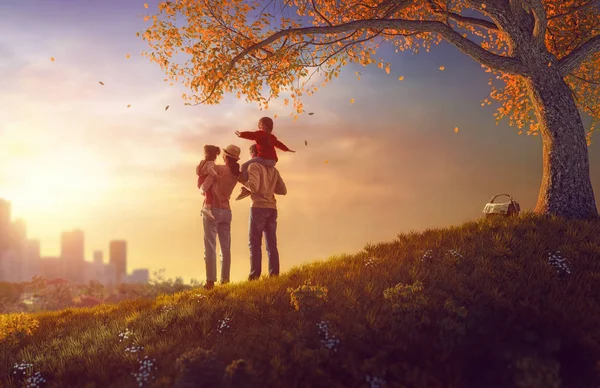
[547,251,571,275]
[316,320,340,352]
[384,281,429,325]
[287,280,328,314]
[364,256,378,267]
[0,313,40,345]
[118,328,133,343]
[420,249,433,262]
[125,345,145,354]
[12,361,46,388]
[365,374,386,388]
[217,317,232,334]
[131,355,157,387]
[160,304,175,314]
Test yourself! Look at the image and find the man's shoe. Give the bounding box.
[204,281,215,290]
[235,187,252,201]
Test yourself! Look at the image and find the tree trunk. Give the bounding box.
[525,65,598,219]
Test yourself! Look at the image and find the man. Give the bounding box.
[237,144,287,280]
[200,144,241,290]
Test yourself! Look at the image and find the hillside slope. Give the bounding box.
[1,213,600,388]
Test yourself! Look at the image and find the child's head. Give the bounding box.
[258,117,274,133]
[203,145,221,161]
[249,144,258,158]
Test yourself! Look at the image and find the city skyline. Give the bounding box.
[0,197,149,285]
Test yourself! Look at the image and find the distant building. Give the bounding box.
[104,261,117,287]
[0,249,19,282]
[41,256,62,280]
[22,239,41,282]
[109,241,127,284]
[61,230,85,284]
[128,269,149,284]
[0,199,11,254]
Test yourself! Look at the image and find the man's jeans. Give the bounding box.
[203,208,232,283]
[240,157,276,182]
[248,207,279,280]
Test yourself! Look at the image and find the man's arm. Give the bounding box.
[274,171,287,196]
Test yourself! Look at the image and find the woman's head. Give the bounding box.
[258,117,274,133]
[222,144,241,176]
[203,145,221,161]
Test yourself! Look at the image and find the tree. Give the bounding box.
[140,0,600,219]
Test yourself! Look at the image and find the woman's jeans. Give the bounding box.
[203,208,232,283]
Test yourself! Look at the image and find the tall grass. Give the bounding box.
[1,212,599,387]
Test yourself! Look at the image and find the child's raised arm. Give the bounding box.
[274,138,295,153]
[235,130,258,140]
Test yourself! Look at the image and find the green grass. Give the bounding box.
[2,212,600,388]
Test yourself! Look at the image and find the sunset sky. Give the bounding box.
[1,0,599,283]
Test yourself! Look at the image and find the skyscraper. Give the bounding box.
[109,240,127,284]
[0,199,11,255]
[61,230,85,284]
[23,239,41,282]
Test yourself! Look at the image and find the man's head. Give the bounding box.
[258,117,274,133]
[249,144,258,158]
[203,145,221,161]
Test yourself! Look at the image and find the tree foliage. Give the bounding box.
[140,0,600,141]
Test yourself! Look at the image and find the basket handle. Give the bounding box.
[489,193,514,203]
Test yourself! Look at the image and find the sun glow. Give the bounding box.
[4,149,112,217]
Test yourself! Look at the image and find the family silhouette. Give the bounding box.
[196,117,293,289]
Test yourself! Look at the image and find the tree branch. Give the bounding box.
[558,34,600,75]
[226,18,526,76]
[523,0,547,44]
[548,0,600,21]
[436,11,499,31]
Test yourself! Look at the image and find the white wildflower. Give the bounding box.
[131,355,157,387]
[316,320,340,351]
[118,328,133,343]
[217,317,232,334]
[365,374,386,388]
[420,250,433,262]
[125,345,145,353]
[364,257,377,267]
[161,304,175,313]
[547,250,571,275]
[446,249,463,259]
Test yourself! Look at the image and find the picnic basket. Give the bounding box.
[482,193,521,218]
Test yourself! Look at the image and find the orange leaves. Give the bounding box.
[126,54,131,59]
[98,81,105,86]
[144,3,148,8]
[398,76,404,81]
[165,105,169,111]
[454,127,459,133]
[50,57,55,62]
[350,98,355,104]
[439,66,445,71]
[127,104,131,108]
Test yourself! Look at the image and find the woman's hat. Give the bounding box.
[222,144,241,161]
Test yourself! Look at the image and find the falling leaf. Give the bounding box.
[308,112,314,115]
[324,160,329,164]
[127,104,131,108]
[398,76,404,81]
[144,3,148,8]
[481,3,487,8]
[50,57,55,62]
[165,105,170,111]
[439,66,445,71]
[305,140,308,146]
[548,62,552,67]
[350,98,355,104]
[126,54,131,59]
[454,127,459,133]
[518,130,523,135]
[274,113,277,118]
[99,81,104,86]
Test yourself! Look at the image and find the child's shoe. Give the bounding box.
[235,187,252,201]
[202,207,216,221]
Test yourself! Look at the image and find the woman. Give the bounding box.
[199,144,241,290]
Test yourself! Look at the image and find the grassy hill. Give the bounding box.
[1,213,600,388]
